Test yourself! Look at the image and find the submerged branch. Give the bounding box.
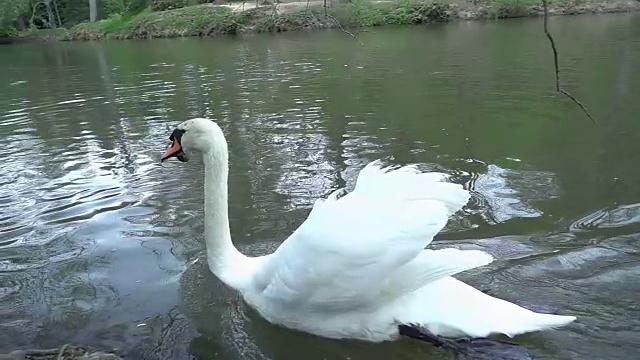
[542,0,597,124]
[0,344,121,360]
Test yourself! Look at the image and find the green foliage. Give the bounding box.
[0,0,29,29]
[56,0,90,26]
[62,1,458,40]
[101,0,153,18]
[494,0,531,18]
[0,25,17,36]
[103,0,119,14]
[104,0,132,15]
[330,0,450,27]
[18,0,151,29]
[130,5,240,35]
[66,4,242,39]
[128,0,153,14]
[346,0,387,26]
[150,0,188,11]
[252,8,326,33]
[148,0,218,12]
[98,12,133,32]
[393,1,450,24]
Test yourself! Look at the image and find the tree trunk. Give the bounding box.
[53,0,63,27]
[16,15,28,30]
[45,0,56,28]
[89,0,97,22]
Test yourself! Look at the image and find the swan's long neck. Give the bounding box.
[202,141,246,288]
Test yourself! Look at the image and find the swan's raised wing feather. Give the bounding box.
[254,161,474,311]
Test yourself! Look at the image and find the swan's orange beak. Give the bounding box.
[161,140,182,162]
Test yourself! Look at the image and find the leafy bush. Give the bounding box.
[129,0,153,14]
[102,0,152,16]
[149,0,211,11]
[151,0,189,11]
[99,13,133,32]
[407,1,450,23]
[65,1,456,40]
[0,0,30,29]
[126,5,241,37]
[330,0,450,27]
[494,0,530,18]
[104,0,130,14]
[0,26,18,36]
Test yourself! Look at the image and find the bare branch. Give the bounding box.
[52,0,62,27]
[0,344,122,360]
[325,14,367,46]
[56,344,69,360]
[270,1,279,18]
[29,0,45,26]
[542,0,597,124]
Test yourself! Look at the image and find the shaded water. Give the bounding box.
[1,12,640,360]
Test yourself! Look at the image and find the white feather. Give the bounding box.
[244,160,575,341]
[172,118,577,346]
[392,277,576,339]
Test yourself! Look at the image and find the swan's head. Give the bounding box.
[160,118,224,163]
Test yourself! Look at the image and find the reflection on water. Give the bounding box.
[2,12,640,360]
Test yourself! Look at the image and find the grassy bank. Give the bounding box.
[10,0,640,41]
[62,1,451,40]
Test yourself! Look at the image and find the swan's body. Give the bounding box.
[161,118,576,346]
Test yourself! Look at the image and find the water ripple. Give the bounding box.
[469,164,560,224]
[570,203,640,233]
[0,20,638,359]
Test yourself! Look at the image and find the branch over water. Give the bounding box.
[323,2,367,45]
[327,14,367,45]
[542,0,597,124]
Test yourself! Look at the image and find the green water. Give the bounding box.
[1,13,640,360]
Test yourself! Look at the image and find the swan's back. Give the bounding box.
[248,160,485,312]
[241,160,575,344]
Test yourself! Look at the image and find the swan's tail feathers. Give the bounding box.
[484,292,576,338]
[399,324,536,360]
[393,277,577,344]
[397,305,575,359]
[502,313,576,338]
[468,299,577,339]
[540,313,577,327]
[354,160,471,215]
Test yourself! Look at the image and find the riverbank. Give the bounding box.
[3,0,640,42]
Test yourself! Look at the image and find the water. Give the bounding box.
[1,12,640,360]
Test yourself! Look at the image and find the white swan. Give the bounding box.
[160,118,576,353]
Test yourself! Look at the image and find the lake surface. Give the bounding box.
[1,12,640,360]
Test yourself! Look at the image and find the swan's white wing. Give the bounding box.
[254,161,484,311]
[393,277,576,338]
